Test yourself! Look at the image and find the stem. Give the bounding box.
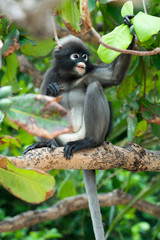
[91,27,160,56]
[142,0,147,14]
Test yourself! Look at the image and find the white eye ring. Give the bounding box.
[82,54,88,61]
[70,53,79,60]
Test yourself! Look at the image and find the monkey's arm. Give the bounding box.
[84,38,134,88]
[40,67,62,96]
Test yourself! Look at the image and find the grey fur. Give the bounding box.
[25,35,133,240]
[83,170,105,239]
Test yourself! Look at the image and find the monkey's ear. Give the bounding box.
[53,48,63,59]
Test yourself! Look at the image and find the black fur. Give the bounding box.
[24,35,134,160]
[24,35,134,240]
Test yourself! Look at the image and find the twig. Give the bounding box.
[142,0,147,14]
[51,15,62,49]
[0,189,160,232]
[91,27,160,56]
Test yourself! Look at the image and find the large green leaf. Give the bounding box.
[1,53,19,92]
[133,12,160,42]
[0,158,55,203]
[6,94,72,139]
[97,24,133,63]
[20,38,54,57]
[121,1,134,17]
[62,0,80,33]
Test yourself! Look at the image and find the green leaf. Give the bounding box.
[151,55,160,70]
[139,67,156,97]
[127,114,137,142]
[88,0,96,11]
[6,94,72,139]
[19,36,36,47]
[117,76,138,99]
[0,158,55,203]
[121,1,134,17]
[0,135,21,147]
[1,53,19,92]
[0,98,12,111]
[20,38,54,57]
[97,24,133,63]
[3,115,19,130]
[99,0,109,3]
[2,28,20,56]
[62,0,80,33]
[0,86,12,99]
[127,56,139,76]
[135,120,147,137]
[58,179,77,199]
[133,12,160,42]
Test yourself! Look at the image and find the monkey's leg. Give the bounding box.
[83,170,105,240]
[64,81,110,159]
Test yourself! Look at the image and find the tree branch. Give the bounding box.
[91,27,160,56]
[1,142,160,172]
[0,189,159,233]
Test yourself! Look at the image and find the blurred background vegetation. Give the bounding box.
[0,0,160,239]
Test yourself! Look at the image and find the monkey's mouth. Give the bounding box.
[75,62,86,75]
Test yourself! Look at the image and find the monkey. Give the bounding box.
[24,31,134,239]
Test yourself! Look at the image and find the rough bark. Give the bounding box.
[1,142,160,172]
[0,189,160,233]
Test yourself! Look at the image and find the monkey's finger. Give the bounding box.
[64,144,73,160]
[52,82,61,93]
[48,83,57,96]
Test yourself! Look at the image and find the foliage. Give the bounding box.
[0,157,55,203]
[0,0,160,239]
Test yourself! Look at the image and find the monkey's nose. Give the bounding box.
[77,62,86,69]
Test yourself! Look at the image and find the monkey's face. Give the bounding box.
[70,53,88,77]
[54,40,94,79]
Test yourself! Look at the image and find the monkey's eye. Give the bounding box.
[82,54,88,61]
[70,53,79,60]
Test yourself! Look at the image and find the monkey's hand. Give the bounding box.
[123,15,134,27]
[47,82,63,97]
[23,139,58,154]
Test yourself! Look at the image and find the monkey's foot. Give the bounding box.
[123,15,134,27]
[23,140,58,154]
[64,139,97,160]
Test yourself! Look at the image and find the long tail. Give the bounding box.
[82,170,105,240]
